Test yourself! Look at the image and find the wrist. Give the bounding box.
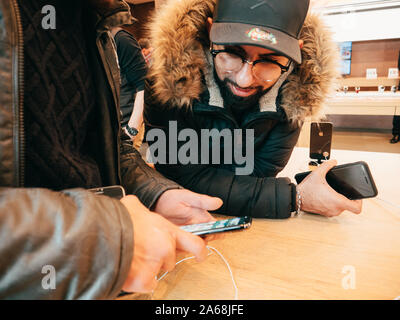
[291,186,302,218]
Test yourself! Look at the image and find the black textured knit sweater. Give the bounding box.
[20,0,102,189]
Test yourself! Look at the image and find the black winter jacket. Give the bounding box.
[145,76,300,219]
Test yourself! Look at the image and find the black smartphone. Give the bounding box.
[310,122,333,161]
[180,216,252,236]
[295,161,378,200]
[88,185,126,200]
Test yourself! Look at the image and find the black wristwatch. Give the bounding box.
[125,124,139,137]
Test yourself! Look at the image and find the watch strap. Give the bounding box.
[125,125,139,137]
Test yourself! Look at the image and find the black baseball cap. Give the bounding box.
[210,0,310,64]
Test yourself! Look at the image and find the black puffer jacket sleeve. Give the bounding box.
[155,161,296,219]
[0,187,133,299]
[252,119,302,178]
[119,139,183,210]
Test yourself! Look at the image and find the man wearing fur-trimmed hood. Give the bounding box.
[144,0,362,219]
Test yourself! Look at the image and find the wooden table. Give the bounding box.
[123,148,400,300]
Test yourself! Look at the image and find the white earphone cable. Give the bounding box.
[155,245,238,300]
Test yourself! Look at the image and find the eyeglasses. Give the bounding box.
[210,46,291,83]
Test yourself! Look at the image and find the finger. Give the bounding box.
[184,206,217,225]
[182,190,223,211]
[346,199,363,214]
[175,229,208,263]
[161,246,177,272]
[123,268,158,293]
[316,159,338,177]
[334,192,363,214]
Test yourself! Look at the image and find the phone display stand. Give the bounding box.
[308,122,333,169]
[309,152,329,167]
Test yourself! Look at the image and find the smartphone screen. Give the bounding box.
[295,161,378,200]
[310,122,333,161]
[180,216,252,236]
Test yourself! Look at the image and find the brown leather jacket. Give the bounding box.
[0,0,180,299]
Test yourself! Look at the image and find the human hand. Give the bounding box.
[120,195,208,293]
[297,159,362,217]
[154,189,223,226]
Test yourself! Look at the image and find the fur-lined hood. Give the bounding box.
[147,0,340,122]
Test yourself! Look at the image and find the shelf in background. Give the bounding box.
[339,77,400,87]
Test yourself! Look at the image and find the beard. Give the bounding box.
[213,68,271,114]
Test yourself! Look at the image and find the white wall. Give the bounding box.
[321,6,400,42]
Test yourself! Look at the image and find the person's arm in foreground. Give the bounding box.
[0,188,209,299]
[0,188,132,299]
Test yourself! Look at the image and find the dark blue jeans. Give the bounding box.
[393,115,400,135]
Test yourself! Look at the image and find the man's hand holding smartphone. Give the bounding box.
[120,195,209,293]
[297,160,363,217]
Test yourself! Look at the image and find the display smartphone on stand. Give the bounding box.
[180,216,252,236]
[88,185,126,200]
[309,122,333,166]
[295,161,378,200]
